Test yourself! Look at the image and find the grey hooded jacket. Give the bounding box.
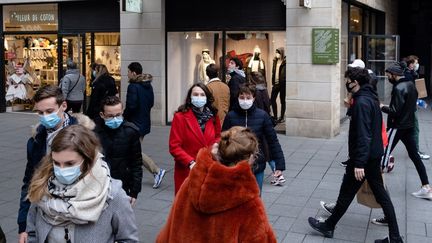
[60,68,86,101]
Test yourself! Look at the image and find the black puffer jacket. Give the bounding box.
[94,118,143,198]
[349,84,384,168]
[86,75,117,119]
[228,71,246,110]
[222,103,285,174]
[381,77,417,129]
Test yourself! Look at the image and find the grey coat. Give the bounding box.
[60,68,86,101]
[26,179,139,242]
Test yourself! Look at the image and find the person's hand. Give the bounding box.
[19,232,28,243]
[211,143,220,161]
[130,197,137,207]
[189,161,196,169]
[354,168,365,181]
[343,93,353,108]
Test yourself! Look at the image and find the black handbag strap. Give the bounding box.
[67,75,81,95]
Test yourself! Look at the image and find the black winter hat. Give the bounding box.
[385,63,404,76]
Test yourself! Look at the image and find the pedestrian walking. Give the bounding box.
[26,125,138,242]
[222,84,285,192]
[206,64,230,124]
[157,126,276,243]
[123,62,166,189]
[94,96,143,206]
[226,57,246,110]
[85,64,117,119]
[308,67,403,243]
[380,62,432,199]
[402,55,430,160]
[59,59,86,113]
[17,85,95,243]
[169,83,221,194]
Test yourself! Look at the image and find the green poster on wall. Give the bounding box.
[312,28,339,64]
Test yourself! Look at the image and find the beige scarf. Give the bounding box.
[37,153,111,226]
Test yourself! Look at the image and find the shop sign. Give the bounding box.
[123,0,142,13]
[312,28,339,64]
[9,10,57,25]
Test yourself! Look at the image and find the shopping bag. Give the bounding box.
[356,180,381,208]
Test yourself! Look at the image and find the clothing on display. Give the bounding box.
[246,45,266,81]
[270,47,287,121]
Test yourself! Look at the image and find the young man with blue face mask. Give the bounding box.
[94,96,143,207]
[222,84,285,193]
[17,85,90,243]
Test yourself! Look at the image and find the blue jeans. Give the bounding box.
[268,160,275,172]
[255,171,264,196]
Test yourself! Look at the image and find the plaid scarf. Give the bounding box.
[192,106,214,132]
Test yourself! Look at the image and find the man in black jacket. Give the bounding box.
[381,62,431,199]
[95,96,143,206]
[308,68,403,243]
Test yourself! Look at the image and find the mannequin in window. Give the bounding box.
[246,46,266,82]
[198,49,215,84]
[270,47,286,123]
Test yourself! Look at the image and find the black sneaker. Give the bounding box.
[375,236,404,243]
[308,217,334,238]
[371,216,388,226]
[339,159,348,167]
[375,237,390,243]
[320,201,335,214]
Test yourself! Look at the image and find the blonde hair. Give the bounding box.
[28,125,101,202]
[218,126,259,166]
[96,64,109,77]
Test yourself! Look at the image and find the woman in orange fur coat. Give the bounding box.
[158,126,276,243]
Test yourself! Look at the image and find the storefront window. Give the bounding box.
[4,34,58,110]
[350,5,362,33]
[94,33,121,82]
[3,4,58,32]
[167,31,286,122]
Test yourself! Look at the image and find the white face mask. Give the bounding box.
[275,53,281,59]
[414,63,419,71]
[238,99,254,110]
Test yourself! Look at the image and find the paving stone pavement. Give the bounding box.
[1,109,432,242]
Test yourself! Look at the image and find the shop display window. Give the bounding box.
[3,4,58,32]
[167,31,285,121]
[94,33,121,82]
[4,34,58,111]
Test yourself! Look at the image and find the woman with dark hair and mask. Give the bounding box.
[26,125,138,242]
[158,126,276,243]
[169,83,221,194]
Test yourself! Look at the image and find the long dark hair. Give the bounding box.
[177,83,217,115]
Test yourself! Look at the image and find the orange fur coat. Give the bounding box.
[157,148,276,243]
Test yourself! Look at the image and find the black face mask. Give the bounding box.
[345,82,357,93]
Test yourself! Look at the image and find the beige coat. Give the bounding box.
[207,78,230,123]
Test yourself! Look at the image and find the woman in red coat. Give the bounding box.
[169,83,221,194]
[158,127,276,242]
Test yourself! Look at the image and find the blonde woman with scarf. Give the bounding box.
[26,125,138,242]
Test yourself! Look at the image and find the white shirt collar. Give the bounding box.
[208,78,220,83]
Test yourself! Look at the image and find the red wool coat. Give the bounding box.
[169,109,221,194]
[157,148,276,243]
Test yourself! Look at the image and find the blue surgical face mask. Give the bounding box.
[191,96,207,108]
[39,109,62,129]
[92,70,97,77]
[104,116,123,129]
[53,161,83,185]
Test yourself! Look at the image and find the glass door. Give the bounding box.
[364,35,400,100]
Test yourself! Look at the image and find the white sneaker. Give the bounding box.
[419,152,430,160]
[153,169,166,189]
[271,175,286,186]
[411,187,432,199]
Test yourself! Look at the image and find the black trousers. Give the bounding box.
[326,159,400,240]
[382,127,429,186]
[270,83,286,118]
[65,100,83,113]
